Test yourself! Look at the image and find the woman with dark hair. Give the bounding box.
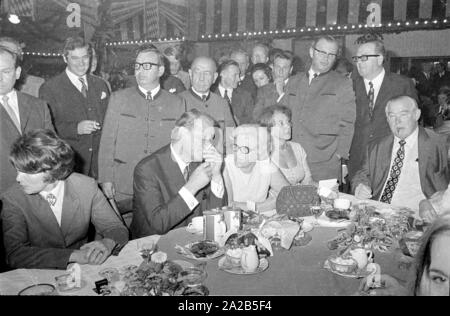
[251,63,273,88]
[359,214,450,296]
[258,105,315,185]
[1,129,129,269]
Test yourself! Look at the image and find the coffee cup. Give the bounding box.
[334,198,351,210]
[188,216,203,231]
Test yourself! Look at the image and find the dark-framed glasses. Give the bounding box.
[313,47,338,59]
[352,55,380,62]
[232,144,250,154]
[134,62,160,70]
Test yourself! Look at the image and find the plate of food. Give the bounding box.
[175,240,225,261]
[323,256,371,279]
[218,256,269,275]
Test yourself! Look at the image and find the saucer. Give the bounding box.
[218,257,269,275]
[186,226,203,235]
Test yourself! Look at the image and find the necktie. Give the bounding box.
[223,90,238,126]
[183,164,190,182]
[1,95,21,133]
[380,140,406,204]
[46,193,57,207]
[146,91,153,100]
[224,89,232,104]
[368,81,375,118]
[201,95,207,102]
[79,77,87,98]
[309,73,318,85]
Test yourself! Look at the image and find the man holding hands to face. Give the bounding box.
[130,110,226,238]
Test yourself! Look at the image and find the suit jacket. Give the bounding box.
[39,72,110,178]
[351,127,449,201]
[252,83,280,120]
[0,91,54,195]
[211,86,254,125]
[239,72,257,102]
[433,71,450,91]
[1,173,129,269]
[415,72,434,97]
[161,75,186,94]
[130,145,226,238]
[348,73,417,179]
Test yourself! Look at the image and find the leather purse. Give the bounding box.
[276,185,320,217]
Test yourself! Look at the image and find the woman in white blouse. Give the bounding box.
[223,124,289,213]
[257,105,315,186]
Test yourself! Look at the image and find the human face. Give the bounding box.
[0,51,21,95]
[252,69,270,88]
[231,52,249,76]
[419,233,450,296]
[221,65,240,89]
[167,55,181,75]
[180,118,215,163]
[64,47,90,77]
[309,39,339,74]
[271,112,292,141]
[251,46,268,65]
[233,133,258,169]
[135,51,164,90]
[16,171,52,195]
[189,58,217,94]
[386,99,420,140]
[273,57,292,82]
[438,93,448,107]
[355,42,384,80]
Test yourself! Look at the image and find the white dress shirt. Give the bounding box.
[218,85,233,100]
[138,84,160,99]
[170,145,224,210]
[364,68,385,107]
[39,180,65,226]
[380,128,425,214]
[0,89,20,126]
[66,68,88,92]
[308,68,320,85]
[275,78,290,103]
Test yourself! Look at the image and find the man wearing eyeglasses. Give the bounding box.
[98,47,185,215]
[348,40,417,181]
[276,36,356,181]
[40,37,110,179]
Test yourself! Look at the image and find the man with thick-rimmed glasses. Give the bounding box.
[276,35,356,182]
[348,40,417,181]
[98,46,185,216]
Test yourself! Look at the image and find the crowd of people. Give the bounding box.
[1,34,450,295]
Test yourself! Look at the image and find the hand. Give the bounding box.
[419,199,438,223]
[101,182,116,199]
[79,239,114,265]
[203,146,223,177]
[359,274,407,296]
[355,183,372,200]
[77,120,101,135]
[184,162,213,195]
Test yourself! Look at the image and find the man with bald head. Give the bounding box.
[348,40,417,180]
[179,56,235,129]
[352,96,449,215]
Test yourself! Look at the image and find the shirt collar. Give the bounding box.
[170,144,188,174]
[218,84,232,98]
[66,68,87,86]
[394,126,419,149]
[191,87,210,100]
[0,89,17,103]
[39,180,64,200]
[138,84,160,98]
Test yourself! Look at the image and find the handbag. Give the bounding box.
[276,185,320,217]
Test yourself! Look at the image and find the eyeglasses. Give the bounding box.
[134,62,160,70]
[313,47,338,59]
[232,144,250,154]
[352,55,380,62]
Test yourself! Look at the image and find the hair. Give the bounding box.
[257,105,292,132]
[230,49,249,61]
[0,36,23,64]
[231,124,271,161]
[364,40,386,57]
[250,63,273,82]
[312,35,341,54]
[9,129,74,183]
[163,46,181,60]
[191,56,217,72]
[62,37,91,57]
[135,46,165,66]
[413,214,450,296]
[273,50,294,66]
[0,46,21,68]
[385,95,419,113]
[218,59,240,76]
[252,43,270,57]
[269,48,284,65]
[171,109,219,142]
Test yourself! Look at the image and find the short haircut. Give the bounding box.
[191,56,217,72]
[171,110,219,143]
[135,46,164,65]
[218,59,240,75]
[365,40,386,57]
[163,46,181,60]
[250,63,273,82]
[257,105,292,132]
[9,129,74,183]
[253,43,270,56]
[0,36,23,63]
[273,50,294,65]
[386,95,419,113]
[230,49,249,61]
[312,35,339,49]
[0,46,21,68]
[63,37,91,57]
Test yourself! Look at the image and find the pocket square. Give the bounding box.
[101,91,107,99]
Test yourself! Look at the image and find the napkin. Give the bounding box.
[259,220,300,250]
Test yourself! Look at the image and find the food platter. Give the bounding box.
[175,240,225,261]
[218,257,269,275]
[323,259,371,279]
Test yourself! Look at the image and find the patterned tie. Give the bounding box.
[46,193,57,207]
[79,77,88,98]
[1,95,21,133]
[368,81,375,118]
[146,91,153,100]
[183,164,190,182]
[380,140,406,204]
[224,90,238,126]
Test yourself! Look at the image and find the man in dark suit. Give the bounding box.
[131,110,226,238]
[1,129,128,269]
[348,40,417,180]
[212,59,254,125]
[352,96,449,214]
[434,62,450,91]
[39,37,110,179]
[230,49,257,102]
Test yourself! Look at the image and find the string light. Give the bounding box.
[23,51,62,57]
[105,36,185,46]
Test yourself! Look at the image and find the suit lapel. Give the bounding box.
[164,147,186,190]
[60,178,81,239]
[17,92,30,133]
[376,135,394,196]
[417,127,430,189]
[0,104,21,136]
[61,72,88,113]
[30,194,65,243]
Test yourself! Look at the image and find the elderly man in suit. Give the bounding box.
[98,47,185,214]
[1,129,128,269]
[39,37,110,179]
[253,50,294,120]
[348,41,417,180]
[352,96,449,215]
[271,36,356,181]
[131,110,226,238]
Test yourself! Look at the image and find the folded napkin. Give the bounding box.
[259,220,300,250]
